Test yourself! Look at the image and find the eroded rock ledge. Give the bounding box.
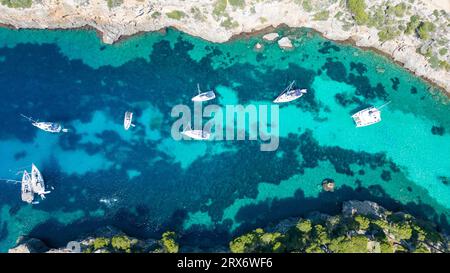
[0,0,449,93]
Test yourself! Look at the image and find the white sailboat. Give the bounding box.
[124,111,135,130]
[273,81,307,103]
[191,84,216,102]
[21,114,68,133]
[31,164,50,199]
[352,101,391,128]
[181,124,211,140]
[21,170,34,204]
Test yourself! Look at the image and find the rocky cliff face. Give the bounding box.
[0,0,449,93]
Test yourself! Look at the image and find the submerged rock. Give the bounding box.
[8,237,49,253]
[277,37,293,49]
[262,32,279,41]
[254,42,263,51]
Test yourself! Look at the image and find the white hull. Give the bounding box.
[32,121,66,133]
[21,170,34,204]
[31,164,49,199]
[182,130,211,140]
[124,111,135,130]
[352,107,381,127]
[273,89,307,103]
[192,91,216,102]
[273,81,307,103]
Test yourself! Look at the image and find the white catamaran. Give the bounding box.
[21,114,68,133]
[352,101,391,128]
[31,164,50,199]
[124,111,135,130]
[21,170,34,204]
[191,84,216,102]
[181,125,211,140]
[273,81,307,103]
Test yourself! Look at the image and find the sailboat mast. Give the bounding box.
[378,101,392,109]
[20,113,36,123]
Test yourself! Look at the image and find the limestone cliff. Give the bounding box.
[0,1,449,93]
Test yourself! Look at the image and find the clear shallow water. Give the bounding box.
[0,27,449,251]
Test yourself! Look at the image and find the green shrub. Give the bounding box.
[417,21,435,40]
[439,48,448,56]
[230,232,258,253]
[405,15,420,35]
[1,0,32,8]
[151,12,161,19]
[355,215,370,230]
[313,11,330,21]
[302,0,313,12]
[166,10,186,20]
[111,236,132,252]
[191,7,206,22]
[392,3,407,17]
[213,0,228,16]
[161,231,179,253]
[228,0,245,9]
[328,235,369,253]
[378,27,400,42]
[221,17,239,29]
[347,0,369,25]
[93,237,110,250]
[296,219,312,233]
[105,0,123,9]
[439,60,450,71]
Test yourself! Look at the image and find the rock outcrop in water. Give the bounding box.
[0,0,449,93]
[229,200,449,253]
[8,201,449,253]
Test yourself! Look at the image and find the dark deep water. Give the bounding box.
[0,27,449,251]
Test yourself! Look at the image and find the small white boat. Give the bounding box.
[273,81,307,103]
[31,164,50,199]
[21,170,34,204]
[191,84,216,102]
[352,101,391,128]
[181,125,211,140]
[124,111,135,130]
[21,114,68,133]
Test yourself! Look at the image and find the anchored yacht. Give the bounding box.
[21,114,68,133]
[181,125,211,140]
[21,170,34,204]
[273,81,307,103]
[124,111,135,130]
[192,84,216,102]
[352,101,391,128]
[31,164,50,199]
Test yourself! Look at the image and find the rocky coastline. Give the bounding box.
[8,200,449,253]
[0,0,449,94]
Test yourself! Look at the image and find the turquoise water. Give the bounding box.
[0,27,449,251]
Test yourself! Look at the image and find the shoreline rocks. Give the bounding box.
[0,1,449,93]
[262,32,279,42]
[277,37,293,49]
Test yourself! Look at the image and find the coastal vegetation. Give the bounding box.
[160,231,179,253]
[105,0,123,9]
[166,10,187,20]
[213,0,228,17]
[0,0,32,8]
[229,202,448,253]
[313,10,330,21]
[347,0,369,25]
[10,202,447,253]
